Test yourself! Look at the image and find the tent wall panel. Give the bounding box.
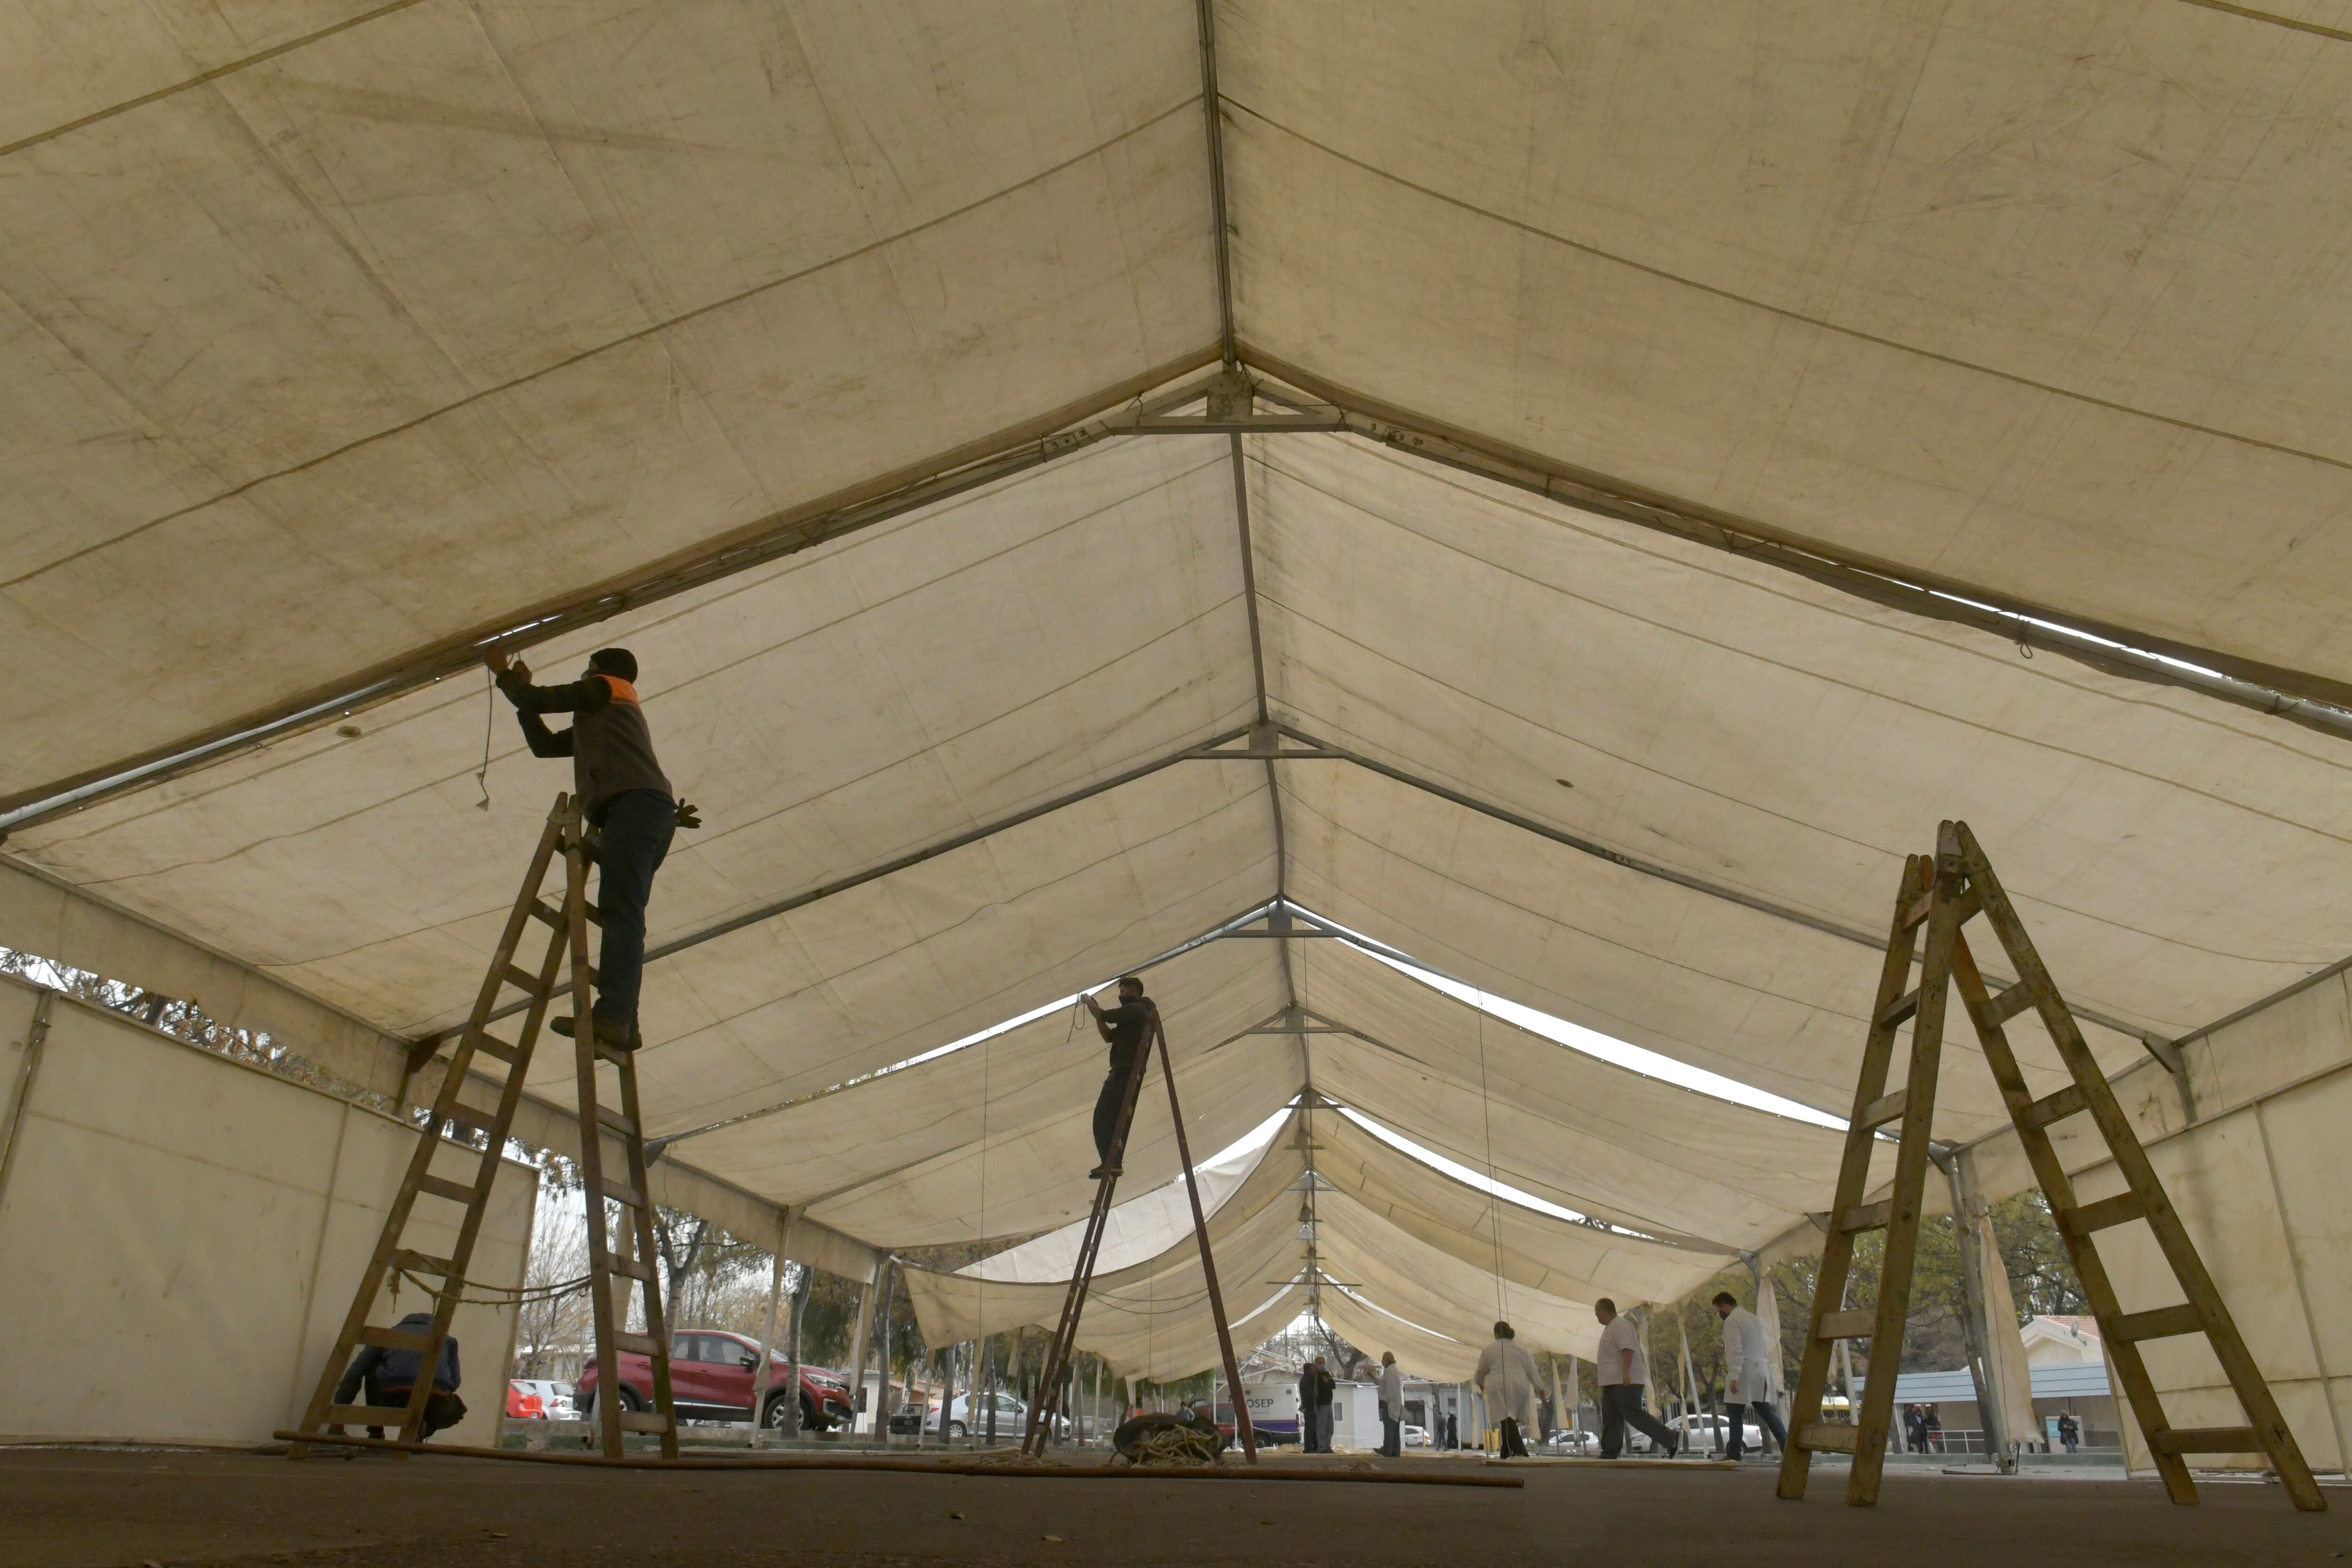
[0,980,532,1447]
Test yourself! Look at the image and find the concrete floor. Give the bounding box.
[6,1447,2347,1568]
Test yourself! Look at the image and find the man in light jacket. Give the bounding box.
[1473,1321,1541,1459]
[1714,1290,1788,1460]
[1594,1298,1679,1458]
[1375,1351,1405,1458]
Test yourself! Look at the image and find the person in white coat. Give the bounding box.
[1473,1321,1542,1459]
[1714,1290,1789,1460]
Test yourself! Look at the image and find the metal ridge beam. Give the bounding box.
[0,353,1227,832]
[1240,349,2352,736]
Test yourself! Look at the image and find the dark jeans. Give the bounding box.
[1598,1384,1676,1458]
[1498,1417,1528,1458]
[1380,1416,1401,1457]
[1092,1053,1143,1163]
[592,789,675,1027]
[1722,1399,1787,1459]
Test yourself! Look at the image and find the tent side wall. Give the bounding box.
[0,979,534,1447]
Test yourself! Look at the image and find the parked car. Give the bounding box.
[509,1378,576,1420]
[933,1390,1068,1441]
[1401,1423,1432,1449]
[1630,1412,1764,1455]
[576,1329,854,1431]
[507,1381,543,1420]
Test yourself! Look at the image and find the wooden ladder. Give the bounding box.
[1020,1009,1255,1461]
[289,793,679,1461]
[1778,820,2321,1510]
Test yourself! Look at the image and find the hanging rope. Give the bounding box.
[475,668,496,811]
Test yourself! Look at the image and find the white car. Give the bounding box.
[509,1378,578,1419]
[936,1391,1069,1441]
[1631,1412,1765,1455]
[1401,1423,1432,1449]
[1547,1427,1598,1454]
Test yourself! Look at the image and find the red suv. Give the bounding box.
[577,1329,854,1432]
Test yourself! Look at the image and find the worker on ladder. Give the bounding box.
[487,646,691,1052]
[1081,976,1154,1180]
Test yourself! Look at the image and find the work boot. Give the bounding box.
[551,1014,641,1051]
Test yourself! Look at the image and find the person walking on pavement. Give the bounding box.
[1474,1321,1541,1459]
[1080,977,1155,1180]
[1297,1359,1321,1452]
[1376,1351,1405,1458]
[489,646,694,1051]
[1593,1299,1678,1458]
[1712,1290,1789,1461]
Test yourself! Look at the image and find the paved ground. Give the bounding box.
[6,1446,2347,1568]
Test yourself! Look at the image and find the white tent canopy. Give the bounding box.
[9,0,2352,1385]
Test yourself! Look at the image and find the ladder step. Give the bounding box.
[354,1325,433,1353]
[415,1174,477,1205]
[469,1033,519,1066]
[595,1106,639,1139]
[441,1106,499,1142]
[326,1404,408,1427]
[618,1411,674,1433]
[2113,1304,2205,1343]
[605,1255,657,1283]
[2150,1426,2264,1456]
[1816,1308,1878,1341]
[1879,989,1920,1028]
[1797,1423,1859,1453]
[1899,891,1936,932]
[532,898,602,929]
[503,964,548,997]
[1837,1200,1893,1234]
[1856,1089,1909,1132]
[614,1331,660,1356]
[594,1041,637,1067]
[393,1250,457,1278]
[2021,1083,2089,1131]
[597,1180,647,1210]
[1985,981,2036,1026]
[2060,1193,2145,1236]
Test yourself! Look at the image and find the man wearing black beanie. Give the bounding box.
[487,644,688,1051]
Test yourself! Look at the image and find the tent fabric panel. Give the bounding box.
[1294,935,1867,1231]
[2,0,1216,796]
[796,990,1300,1247]
[1307,1108,1730,1309]
[584,762,1280,1141]
[1252,432,2352,1053]
[1311,1189,1598,1361]
[16,433,1257,1051]
[1220,0,2352,688]
[674,935,1284,1222]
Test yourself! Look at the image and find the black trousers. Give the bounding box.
[592,789,675,1027]
[1498,1417,1528,1458]
[1722,1399,1787,1458]
[1092,1053,1142,1162]
[1380,1416,1401,1457]
[1598,1384,1676,1457]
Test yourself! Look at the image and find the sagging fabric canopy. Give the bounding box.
[10,0,2352,1382]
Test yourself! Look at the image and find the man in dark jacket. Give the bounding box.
[1296,1361,1320,1452]
[329,1311,464,1439]
[489,646,686,1051]
[1079,977,1155,1180]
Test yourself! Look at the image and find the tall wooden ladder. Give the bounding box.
[288,793,679,1461]
[1779,820,2321,1510]
[1020,1008,1255,1462]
